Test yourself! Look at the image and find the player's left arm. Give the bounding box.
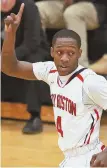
[90,147,107,167]
[83,74,107,110]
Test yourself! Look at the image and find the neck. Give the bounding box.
[59,64,79,77]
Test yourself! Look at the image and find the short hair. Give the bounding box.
[52,29,81,48]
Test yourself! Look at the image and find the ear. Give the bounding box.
[51,47,54,58]
[78,48,82,58]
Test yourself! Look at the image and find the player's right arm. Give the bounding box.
[1,3,36,80]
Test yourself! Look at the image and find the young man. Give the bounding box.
[1,4,107,167]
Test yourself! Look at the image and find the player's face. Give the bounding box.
[51,37,82,76]
[1,0,16,12]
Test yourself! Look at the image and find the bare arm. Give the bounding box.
[1,3,37,80]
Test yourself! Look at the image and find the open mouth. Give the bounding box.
[58,65,69,71]
[59,65,68,69]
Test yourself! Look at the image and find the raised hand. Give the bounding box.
[4,3,25,34]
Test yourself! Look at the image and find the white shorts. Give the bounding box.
[59,140,105,168]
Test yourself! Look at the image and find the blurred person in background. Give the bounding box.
[36,0,107,74]
[1,0,51,134]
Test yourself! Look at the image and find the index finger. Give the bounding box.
[17,3,25,18]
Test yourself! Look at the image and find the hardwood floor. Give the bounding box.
[1,115,107,167]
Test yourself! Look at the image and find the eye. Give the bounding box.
[57,51,62,55]
[68,52,75,56]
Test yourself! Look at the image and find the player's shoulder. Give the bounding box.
[42,61,57,73]
[44,61,56,68]
[80,65,96,78]
[33,61,55,69]
[42,61,57,84]
[82,67,107,90]
[34,61,58,79]
[80,65,103,80]
[32,61,57,84]
[83,67,106,82]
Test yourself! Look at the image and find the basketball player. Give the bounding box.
[1,4,107,167]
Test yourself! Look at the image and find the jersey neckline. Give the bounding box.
[57,66,86,88]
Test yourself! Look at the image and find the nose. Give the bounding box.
[60,53,69,63]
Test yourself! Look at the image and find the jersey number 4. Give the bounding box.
[56,116,63,137]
